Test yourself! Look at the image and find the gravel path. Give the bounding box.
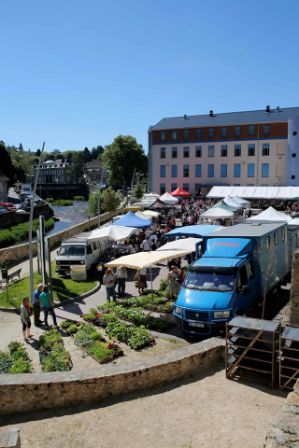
[1,366,286,448]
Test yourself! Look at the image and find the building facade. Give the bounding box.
[148,106,299,195]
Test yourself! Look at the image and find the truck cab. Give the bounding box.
[174,238,259,335]
[173,223,289,336]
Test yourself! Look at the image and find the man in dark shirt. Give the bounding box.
[32,283,43,326]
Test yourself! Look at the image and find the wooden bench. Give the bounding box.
[0,268,22,289]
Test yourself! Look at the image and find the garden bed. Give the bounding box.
[0,341,33,374]
[60,320,123,364]
[39,329,72,372]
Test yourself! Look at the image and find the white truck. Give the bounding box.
[56,233,111,276]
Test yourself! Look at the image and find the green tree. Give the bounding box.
[87,187,121,216]
[133,182,144,199]
[0,141,17,185]
[70,151,85,181]
[102,135,148,188]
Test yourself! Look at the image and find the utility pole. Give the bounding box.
[29,142,45,303]
[97,168,105,228]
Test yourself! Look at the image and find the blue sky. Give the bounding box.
[1,0,299,153]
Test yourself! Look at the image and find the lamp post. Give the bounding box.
[29,142,45,303]
[97,168,105,228]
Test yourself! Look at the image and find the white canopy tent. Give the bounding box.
[207,186,299,200]
[222,196,242,209]
[105,249,190,269]
[201,207,234,219]
[157,237,202,253]
[229,195,251,208]
[159,192,179,205]
[87,225,138,242]
[246,206,292,223]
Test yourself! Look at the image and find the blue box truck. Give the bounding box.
[173,223,290,336]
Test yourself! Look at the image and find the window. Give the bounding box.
[248,125,255,136]
[208,145,214,157]
[234,144,241,157]
[261,163,269,177]
[171,165,177,177]
[281,228,286,241]
[221,164,227,178]
[171,147,177,158]
[171,130,177,141]
[160,165,166,178]
[195,129,202,139]
[160,147,166,159]
[183,129,189,141]
[208,127,214,138]
[221,127,227,138]
[183,164,189,177]
[195,183,201,195]
[183,183,189,192]
[195,145,202,157]
[234,126,241,137]
[160,183,166,194]
[262,143,270,156]
[248,144,255,156]
[238,265,248,289]
[234,163,241,177]
[208,164,214,177]
[247,163,255,178]
[171,183,177,191]
[195,164,202,177]
[183,146,190,158]
[221,145,227,157]
[262,125,270,137]
[160,131,166,141]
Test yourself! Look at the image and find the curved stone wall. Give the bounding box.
[0,338,224,416]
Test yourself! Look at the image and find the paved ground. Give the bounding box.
[1,366,286,448]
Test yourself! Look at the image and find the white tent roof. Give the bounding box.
[201,207,234,219]
[229,195,251,207]
[87,225,138,242]
[247,206,292,223]
[207,186,299,200]
[105,249,190,269]
[159,192,179,204]
[289,218,299,226]
[136,210,160,219]
[223,196,242,209]
[157,237,202,253]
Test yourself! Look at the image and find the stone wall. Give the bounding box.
[0,338,224,416]
[264,379,299,447]
[290,250,299,327]
[0,209,122,268]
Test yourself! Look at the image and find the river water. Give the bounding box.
[48,200,89,235]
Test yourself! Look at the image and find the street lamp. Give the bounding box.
[97,168,105,228]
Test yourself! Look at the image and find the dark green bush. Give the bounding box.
[0,218,54,248]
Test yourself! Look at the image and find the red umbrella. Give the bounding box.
[171,187,191,197]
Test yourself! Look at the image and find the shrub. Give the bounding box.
[0,342,32,374]
[51,199,73,206]
[73,196,85,201]
[0,218,54,248]
[0,351,12,373]
[9,358,32,374]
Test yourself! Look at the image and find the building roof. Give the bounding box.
[150,106,299,131]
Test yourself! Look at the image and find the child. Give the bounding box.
[20,297,33,341]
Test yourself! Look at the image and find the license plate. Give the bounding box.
[189,322,205,328]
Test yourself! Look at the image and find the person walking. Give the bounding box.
[20,297,33,341]
[40,286,58,327]
[167,265,181,301]
[103,268,116,302]
[116,265,128,297]
[32,283,43,327]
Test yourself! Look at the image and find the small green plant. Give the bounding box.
[0,342,32,374]
[0,351,12,373]
[128,326,155,350]
[39,329,72,372]
[86,342,113,362]
[51,199,73,206]
[73,195,85,201]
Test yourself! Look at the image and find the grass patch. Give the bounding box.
[51,199,73,206]
[0,218,54,249]
[0,265,96,308]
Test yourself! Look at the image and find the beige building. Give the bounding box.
[148,106,299,195]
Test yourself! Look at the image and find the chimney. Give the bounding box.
[209,110,214,117]
[266,105,270,113]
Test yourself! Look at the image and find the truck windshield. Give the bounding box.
[184,269,235,291]
[58,245,85,257]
